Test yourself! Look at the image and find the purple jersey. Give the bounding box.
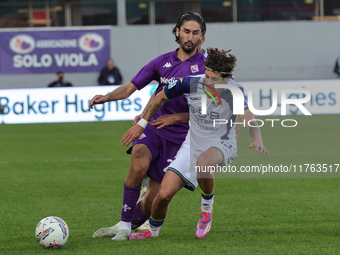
[131,48,206,143]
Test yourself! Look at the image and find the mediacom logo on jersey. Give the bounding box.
[161,77,176,84]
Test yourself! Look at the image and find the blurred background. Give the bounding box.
[0,0,339,89]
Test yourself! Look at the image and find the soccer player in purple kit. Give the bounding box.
[89,12,207,241]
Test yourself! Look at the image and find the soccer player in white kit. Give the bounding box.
[122,47,269,240]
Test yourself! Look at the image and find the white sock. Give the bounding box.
[117,221,131,233]
[149,224,161,237]
[149,217,164,237]
[201,196,214,213]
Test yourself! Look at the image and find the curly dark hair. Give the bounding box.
[204,47,237,78]
[172,12,207,43]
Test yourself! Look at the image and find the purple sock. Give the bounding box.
[131,201,149,229]
[121,183,141,222]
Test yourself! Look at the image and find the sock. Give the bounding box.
[131,201,149,230]
[149,217,164,237]
[117,220,131,233]
[201,190,214,213]
[120,183,141,223]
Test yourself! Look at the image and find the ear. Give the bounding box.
[201,36,205,44]
[176,27,180,37]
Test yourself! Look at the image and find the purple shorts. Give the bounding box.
[127,124,185,183]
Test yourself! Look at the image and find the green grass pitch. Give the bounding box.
[0,115,339,254]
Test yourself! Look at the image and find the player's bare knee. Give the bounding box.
[130,161,149,176]
[157,188,173,205]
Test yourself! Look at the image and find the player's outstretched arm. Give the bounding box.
[89,82,137,109]
[121,90,167,146]
[133,90,157,125]
[243,111,269,157]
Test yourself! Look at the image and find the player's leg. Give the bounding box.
[93,124,174,240]
[129,170,186,240]
[92,177,159,239]
[113,143,153,240]
[195,147,223,239]
[135,176,151,231]
[132,135,187,233]
[92,143,152,239]
[131,177,160,230]
[130,136,196,240]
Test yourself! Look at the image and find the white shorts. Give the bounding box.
[166,132,237,191]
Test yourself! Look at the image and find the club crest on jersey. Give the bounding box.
[190,65,199,73]
[139,133,146,140]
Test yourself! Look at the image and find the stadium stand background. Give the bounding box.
[1,0,340,89]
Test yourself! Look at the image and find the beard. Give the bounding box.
[179,36,201,54]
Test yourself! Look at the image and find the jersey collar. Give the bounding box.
[173,48,201,63]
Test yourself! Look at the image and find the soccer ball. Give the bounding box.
[35,216,69,249]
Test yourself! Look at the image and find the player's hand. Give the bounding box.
[133,114,143,126]
[89,95,107,109]
[150,115,177,129]
[121,125,144,147]
[249,139,269,157]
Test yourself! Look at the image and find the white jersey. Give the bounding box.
[163,74,248,190]
[164,74,248,147]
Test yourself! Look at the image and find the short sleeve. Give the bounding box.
[130,58,159,90]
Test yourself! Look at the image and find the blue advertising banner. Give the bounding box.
[0,28,110,74]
